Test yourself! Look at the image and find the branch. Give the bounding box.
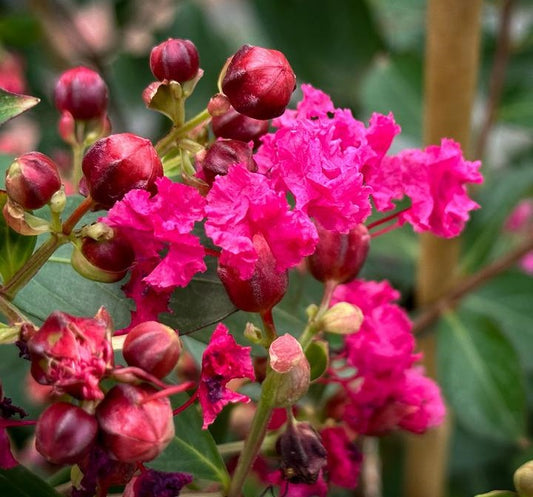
[413,233,533,335]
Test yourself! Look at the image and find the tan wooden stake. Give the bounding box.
[404,1,483,497]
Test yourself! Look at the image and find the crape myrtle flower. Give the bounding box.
[320,426,362,489]
[504,199,533,275]
[0,385,30,469]
[27,308,113,401]
[330,279,445,435]
[124,469,193,497]
[103,176,206,328]
[198,323,255,428]
[205,164,317,280]
[367,138,483,237]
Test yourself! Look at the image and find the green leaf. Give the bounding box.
[0,89,39,126]
[305,340,329,381]
[0,191,37,284]
[0,465,62,497]
[437,312,526,444]
[160,256,236,334]
[13,243,132,328]
[148,394,230,487]
[464,271,533,370]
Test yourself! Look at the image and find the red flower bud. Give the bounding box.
[222,45,296,120]
[150,38,200,83]
[82,133,163,208]
[72,230,135,283]
[96,383,175,463]
[218,235,288,313]
[200,139,257,185]
[307,223,370,284]
[211,106,269,145]
[123,321,182,379]
[54,66,108,120]
[35,402,97,465]
[5,152,61,209]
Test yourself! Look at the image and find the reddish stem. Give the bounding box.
[140,381,196,405]
[172,389,199,416]
[62,195,96,235]
[205,247,221,258]
[366,207,410,231]
[370,221,402,238]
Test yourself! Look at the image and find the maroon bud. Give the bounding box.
[150,39,200,83]
[211,106,269,146]
[5,152,61,210]
[276,421,327,484]
[54,66,108,120]
[222,45,296,120]
[72,231,135,283]
[96,383,174,463]
[123,321,182,379]
[307,223,370,284]
[82,133,163,208]
[200,139,257,185]
[35,402,97,465]
[218,235,288,313]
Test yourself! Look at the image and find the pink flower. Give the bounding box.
[27,308,114,401]
[321,426,361,489]
[367,139,483,237]
[205,164,317,280]
[505,200,533,232]
[198,324,255,428]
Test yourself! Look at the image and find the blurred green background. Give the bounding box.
[0,0,532,496]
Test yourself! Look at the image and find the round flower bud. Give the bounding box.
[123,321,182,379]
[54,66,108,120]
[5,152,61,210]
[82,133,163,208]
[218,235,288,313]
[221,44,296,120]
[307,223,370,284]
[515,461,533,497]
[150,38,200,83]
[35,402,98,465]
[200,139,257,185]
[96,383,174,463]
[211,106,269,145]
[320,302,364,335]
[72,231,135,283]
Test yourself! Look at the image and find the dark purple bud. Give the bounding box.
[124,469,193,497]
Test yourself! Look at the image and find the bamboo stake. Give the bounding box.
[404,1,483,497]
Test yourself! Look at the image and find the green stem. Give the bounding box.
[71,141,84,191]
[1,235,66,299]
[227,376,275,497]
[155,108,211,157]
[299,280,337,350]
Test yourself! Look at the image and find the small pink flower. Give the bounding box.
[321,426,362,489]
[27,308,114,401]
[505,200,533,232]
[198,324,255,428]
[205,164,317,280]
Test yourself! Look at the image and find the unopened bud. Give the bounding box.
[208,93,231,117]
[54,66,108,121]
[150,38,200,83]
[268,334,310,407]
[5,152,62,210]
[200,139,257,185]
[307,223,370,284]
[123,321,181,379]
[35,402,97,465]
[222,45,296,120]
[515,461,533,497]
[218,235,288,313]
[276,421,327,484]
[96,383,175,463]
[244,322,263,344]
[82,133,163,208]
[211,105,269,146]
[320,302,364,335]
[49,188,67,214]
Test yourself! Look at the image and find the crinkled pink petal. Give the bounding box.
[321,426,361,489]
[199,324,254,428]
[505,199,533,232]
[205,165,317,279]
[0,428,18,469]
[520,252,533,275]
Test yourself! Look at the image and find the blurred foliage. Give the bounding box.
[0,0,531,496]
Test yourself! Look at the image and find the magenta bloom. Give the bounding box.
[321,426,362,489]
[205,164,317,280]
[198,324,255,428]
[27,308,113,400]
